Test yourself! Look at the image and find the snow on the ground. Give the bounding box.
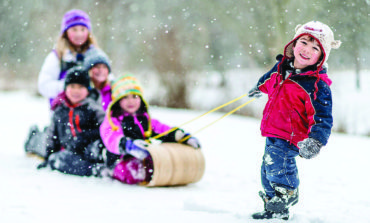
[1,91,369,223]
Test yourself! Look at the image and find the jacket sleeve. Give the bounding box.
[38,51,64,99]
[87,95,106,124]
[256,62,280,94]
[44,115,61,160]
[100,115,125,155]
[307,81,333,146]
[151,119,179,142]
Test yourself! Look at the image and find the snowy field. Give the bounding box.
[1,91,370,223]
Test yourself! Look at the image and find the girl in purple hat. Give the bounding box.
[37,9,106,106]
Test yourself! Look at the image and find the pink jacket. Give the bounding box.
[100,113,173,155]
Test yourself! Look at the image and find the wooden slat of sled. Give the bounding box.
[145,143,205,187]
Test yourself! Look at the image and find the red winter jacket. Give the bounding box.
[256,56,333,147]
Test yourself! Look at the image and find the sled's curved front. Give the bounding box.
[145,143,205,187]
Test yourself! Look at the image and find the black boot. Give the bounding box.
[24,125,39,153]
[92,163,112,178]
[266,186,298,213]
[252,191,289,220]
[24,125,48,159]
[252,208,290,220]
[252,191,290,220]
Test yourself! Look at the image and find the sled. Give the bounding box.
[144,143,205,187]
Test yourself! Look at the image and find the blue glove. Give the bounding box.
[248,85,262,98]
[121,138,150,160]
[298,138,322,159]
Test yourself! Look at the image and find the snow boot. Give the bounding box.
[25,125,49,159]
[92,163,112,178]
[24,125,39,153]
[266,186,298,213]
[252,208,290,220]
[252,191,290,220]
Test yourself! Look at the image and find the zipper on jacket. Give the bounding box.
[264,74,285,122]
[69,109,76,137]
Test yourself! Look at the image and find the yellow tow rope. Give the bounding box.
[150,93,256,143]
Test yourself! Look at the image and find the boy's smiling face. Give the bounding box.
[293,35,323,69]
[65,83,89,105]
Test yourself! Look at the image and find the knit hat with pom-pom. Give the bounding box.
[285,21,342,67]
[106,74,151,137]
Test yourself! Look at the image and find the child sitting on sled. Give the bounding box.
[83,47,113,111]
[99,74,200,184]
[31,66,106,177]
[247,21,341,220]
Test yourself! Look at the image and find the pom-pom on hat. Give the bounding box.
[83,48,111,72]
[61,9,91,35]
[285,21,342,67]
[64,66,90,89]
[106,74,151,136]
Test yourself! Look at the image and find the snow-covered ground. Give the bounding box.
[1,91,370,223]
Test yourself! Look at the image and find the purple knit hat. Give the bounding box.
[61,9,91,35]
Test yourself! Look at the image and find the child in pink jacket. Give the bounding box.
[100,74,200,184]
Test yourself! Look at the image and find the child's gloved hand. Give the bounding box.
[120,138,150,160]
[185,135,201,149]
[175,129,201,149]
[248,85,262,98]
[298,138,322,159]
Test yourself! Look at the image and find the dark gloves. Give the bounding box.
[84,140,104,163]
[298,138,323,159]
[37,160,48,169]
[248,85,262,98]
[120,138,150,160]
[175,130,201,149]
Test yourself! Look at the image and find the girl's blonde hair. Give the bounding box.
[55,32,99,59]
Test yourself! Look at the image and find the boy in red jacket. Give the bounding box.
[249,21,341,220]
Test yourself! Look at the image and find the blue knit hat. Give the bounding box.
[61,9,91,35]
[83,48,111,72]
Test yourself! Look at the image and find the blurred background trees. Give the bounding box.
[1,0,369,107]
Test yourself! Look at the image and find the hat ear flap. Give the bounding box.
[331,40,342,49]
[295,24,302,33]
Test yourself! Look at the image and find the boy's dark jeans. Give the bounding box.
[261,137,300,198]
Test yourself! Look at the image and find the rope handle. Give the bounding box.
[178,97,256,142]
[149,94,255,143]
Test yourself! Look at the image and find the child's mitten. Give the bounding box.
[298,138,322,159]
[174,129,201,149]
[120,138,150,160]
[184,135,201,149]
[248,85,262,98]
[37,160,48,169]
